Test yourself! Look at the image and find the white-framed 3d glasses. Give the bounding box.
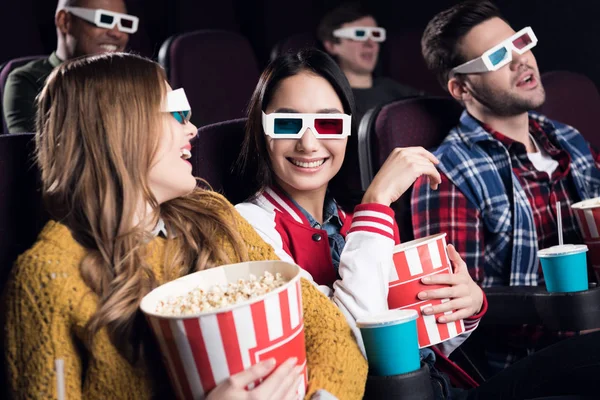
[333,26,386,42]
[164,89,192,124]
[450,27,537,77]
[64,7,139,34]
[262,112,351,139]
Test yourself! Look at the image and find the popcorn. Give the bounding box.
[155,271,287,316]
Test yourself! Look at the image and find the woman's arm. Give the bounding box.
[4,260,83,400]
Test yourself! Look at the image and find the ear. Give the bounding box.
[55,10,71,36]
[447,76,472,103]
[322,40,339,56]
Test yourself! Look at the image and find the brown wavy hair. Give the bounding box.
[35,53,248,364]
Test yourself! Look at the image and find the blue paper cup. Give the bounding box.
[356,309,420,376]
[538,244,589,293]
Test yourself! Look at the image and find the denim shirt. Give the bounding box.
[288,192,345,272]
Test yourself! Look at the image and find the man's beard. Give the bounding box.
[469,78,546,117]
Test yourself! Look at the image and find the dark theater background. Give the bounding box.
[1,1,600,398]
[2,0,598,91]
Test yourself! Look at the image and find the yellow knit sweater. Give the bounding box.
[3,193,367,400]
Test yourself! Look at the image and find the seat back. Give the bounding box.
[0,56,47,134]
[358,97,463,188]
[159,30,259,127]
[381,31,447,97]
[538,70,600,150]
[171,0,239,33]
[0,133,48,398]
[357,97,463,240]
[0,133,47,289]
[190,118,251,204]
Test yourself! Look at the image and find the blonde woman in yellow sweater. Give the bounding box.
[3,53,367,399]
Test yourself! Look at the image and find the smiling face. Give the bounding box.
[264,71,348,199]
[148,84,198,205]
[326,16,381,75]
[456,17,546,116]
[60,0,131,58]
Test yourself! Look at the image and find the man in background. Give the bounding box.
[317,2,423,120]
[3,0,137,133]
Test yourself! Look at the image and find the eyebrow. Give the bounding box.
[272,107,343,114]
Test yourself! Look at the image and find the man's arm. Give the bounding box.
[3,69,40,133]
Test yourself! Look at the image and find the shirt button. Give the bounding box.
[312,233,322,242]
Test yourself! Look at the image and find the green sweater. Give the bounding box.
[2,52,62,133]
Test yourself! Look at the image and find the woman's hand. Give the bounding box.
[362,147,441,207]
[207,358,303,400]
[417,244,484,322]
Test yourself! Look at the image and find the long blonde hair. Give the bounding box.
[36,53,248,363]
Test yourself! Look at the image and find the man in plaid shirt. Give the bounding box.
[412,0,600,374]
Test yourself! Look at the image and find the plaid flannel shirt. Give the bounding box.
[411,110,600,371]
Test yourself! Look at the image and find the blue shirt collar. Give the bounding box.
[282,189,343,229]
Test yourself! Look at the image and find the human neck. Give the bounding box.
[275,180,327,224]
[131,202,160,234]
[468,107,535,153]
[343,68,373,89]
[55,39,72,61]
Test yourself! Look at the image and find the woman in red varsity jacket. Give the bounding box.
[233,48,600,400]
[234,48,485,397]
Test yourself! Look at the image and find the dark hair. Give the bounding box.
[236,48,362,211]
[421,0,506,90]
[316,2,373,45]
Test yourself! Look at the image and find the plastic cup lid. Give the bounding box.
[538,244,588,257]
[356,309,418,328]
[571,197,600,210]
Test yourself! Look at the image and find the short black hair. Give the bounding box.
[421,0,506,90]
[316,2,373,46]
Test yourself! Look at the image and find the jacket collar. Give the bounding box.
[456,110,560,150]
[259,185,348,227]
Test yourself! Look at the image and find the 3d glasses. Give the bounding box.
[451,27,537,76]
[64,7,139,34]
[332,26,386,42]
[165,89,192,124]
[262,112,351,139]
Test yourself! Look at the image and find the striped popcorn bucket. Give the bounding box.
[388,233,465,348]
[140,261,307,400]
[572,198,600,281]
[584,239,600,282]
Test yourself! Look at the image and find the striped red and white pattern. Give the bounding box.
[584,239,600,282]
[571,201,600,281]
[147,278,307,400]
[388,233,465,348]
[348,203,395,240]
[572,206,600,241]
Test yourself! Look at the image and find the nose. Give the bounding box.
[510,50,530,71]
[106,25,127,41]
[364,39,376,48]
[186,122,198,139]
[295,128,320,152]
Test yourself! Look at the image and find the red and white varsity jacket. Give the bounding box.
[236,186,487,388]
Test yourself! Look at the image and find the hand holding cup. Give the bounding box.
[417,244,484,323]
